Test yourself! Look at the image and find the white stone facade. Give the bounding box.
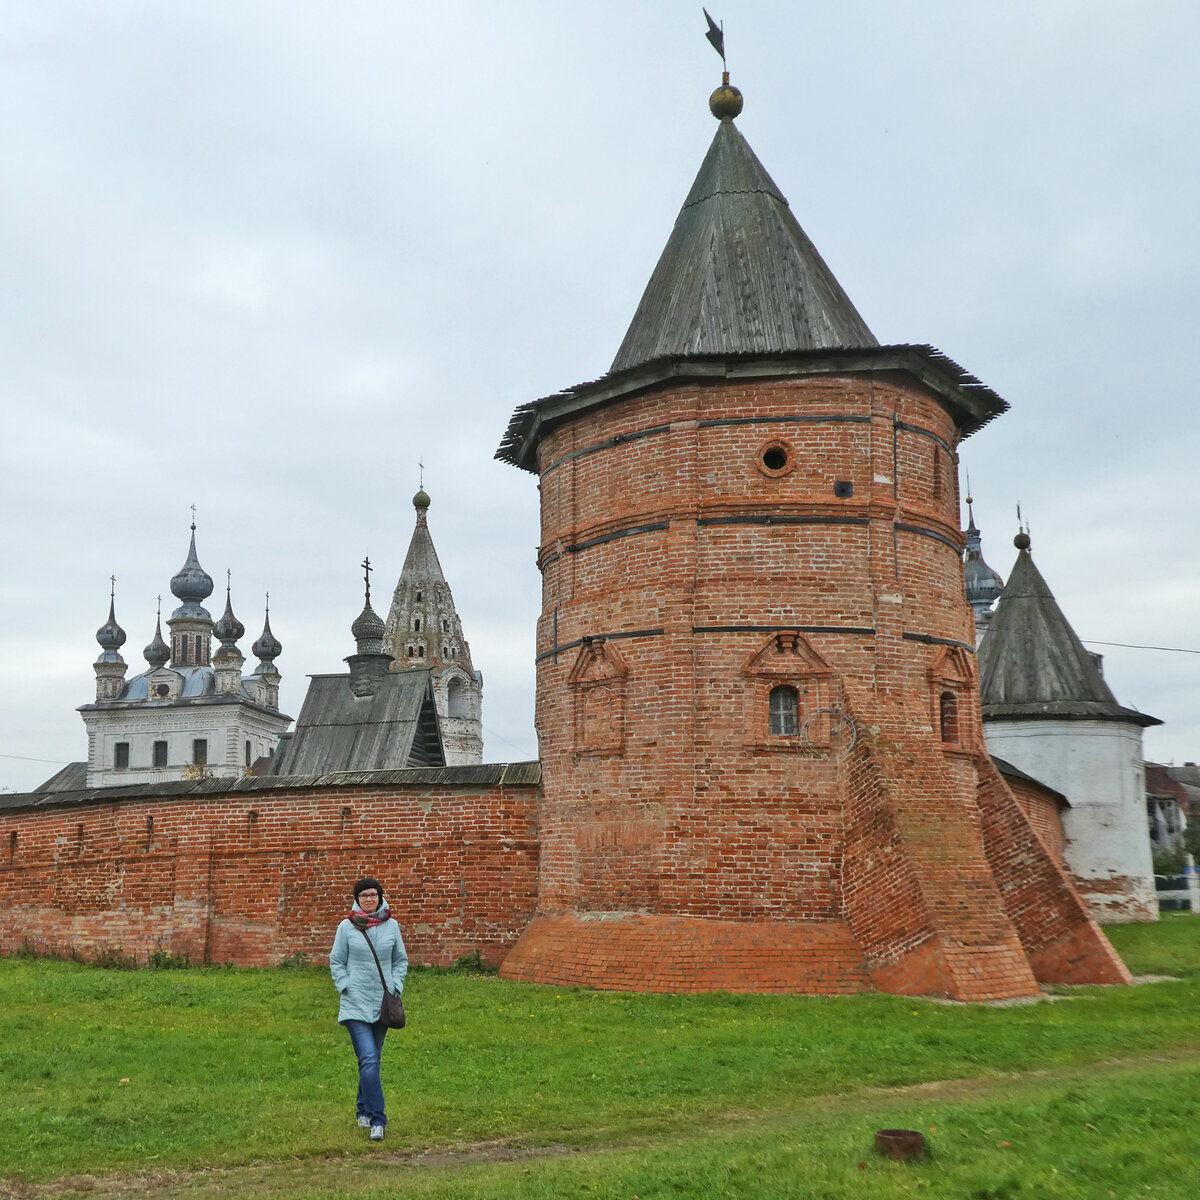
[983,718,1158,922]
[433,666,484,765]
[82,691,290,787]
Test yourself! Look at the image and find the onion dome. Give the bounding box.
[170,522,214,617]
[95,594,126,655]
[143,601,170,668]
[252,597,283,669]
[963,500,1004,618]
[413,488,431,511]
[351,601,386,655]
[350,555,386,654]
[214,575,245,647]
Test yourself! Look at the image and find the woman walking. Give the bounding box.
[329,877,408,1141]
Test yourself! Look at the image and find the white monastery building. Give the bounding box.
[77,525,291,788]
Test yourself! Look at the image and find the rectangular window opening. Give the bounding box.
[193,739,208,766]
[114,742,130,769]
[153,740,168,768]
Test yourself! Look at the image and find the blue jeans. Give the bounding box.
[344,1019,388,1126]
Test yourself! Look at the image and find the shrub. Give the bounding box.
[91,946,141,971]
[147,947,192,971]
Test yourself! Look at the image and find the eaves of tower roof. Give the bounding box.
[978,547,1160,727]
[497,346,1007,473]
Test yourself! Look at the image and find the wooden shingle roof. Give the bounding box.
[979,545,1160,726]
[611,119,877,372]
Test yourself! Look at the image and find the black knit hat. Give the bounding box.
[353,877,383,903]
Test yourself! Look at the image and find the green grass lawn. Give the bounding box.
[1,916,1198,1198]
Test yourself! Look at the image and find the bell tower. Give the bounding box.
[496,76,1129,1000]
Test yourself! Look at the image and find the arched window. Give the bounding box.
[939,691,958,743]
[407,645,415,657]
[414,617,421,632]
[448,677,468,718]
[768,686,800,737]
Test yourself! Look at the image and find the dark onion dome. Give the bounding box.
[214,583,245,646]
[143,614,170,667]
[252,605,282,664]
[95,596,126,651]
[963,504,1004,612]
[171,524,215,605]
[413,488,431,510]
[351,601,386,649]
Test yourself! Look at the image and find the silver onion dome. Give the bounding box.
[96,595,126,652]
[214,580,245,646]
[143,607,170,667]
[170,524,214,616]
[252,603,283,664]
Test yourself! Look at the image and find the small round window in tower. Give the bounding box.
[756,439,796,478]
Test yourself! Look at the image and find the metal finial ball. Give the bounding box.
[1014,531,1031,550]
[709,83,743,120]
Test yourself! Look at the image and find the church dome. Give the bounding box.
[964,553,1004,608]
[413,489,431,511]
[963,504,1004,612]
[252,609,282,662]
[214,585,245,645]
[96,597,126,651]
[143,614,170,667]
[171,525,214,608]
[351,603,386,645]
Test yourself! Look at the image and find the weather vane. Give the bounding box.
[703,9,726,69]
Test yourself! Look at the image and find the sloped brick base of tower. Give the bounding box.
[501,719,1129,1001]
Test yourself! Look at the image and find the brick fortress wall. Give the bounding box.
[0,766,539,967]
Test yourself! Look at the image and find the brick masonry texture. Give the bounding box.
[0,780,539,967]
[500,371,1130,1000]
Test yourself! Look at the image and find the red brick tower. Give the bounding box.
[497,80,1129,1000]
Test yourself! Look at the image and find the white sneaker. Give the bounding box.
[369,1125,385,1142]
[357,1115,370,1129]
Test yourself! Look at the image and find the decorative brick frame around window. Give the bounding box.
[740,631,841,750]
[927,644,977,751]
[568,637,628,757]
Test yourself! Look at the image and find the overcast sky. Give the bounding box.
[2,2,1197,792]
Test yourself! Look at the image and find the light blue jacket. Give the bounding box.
[329,917,408,1025]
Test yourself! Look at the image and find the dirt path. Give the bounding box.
[5,1048,1197,1200]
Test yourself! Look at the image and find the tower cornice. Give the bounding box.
[498,347,1008,473]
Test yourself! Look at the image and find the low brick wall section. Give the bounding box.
[0,764,540,968]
